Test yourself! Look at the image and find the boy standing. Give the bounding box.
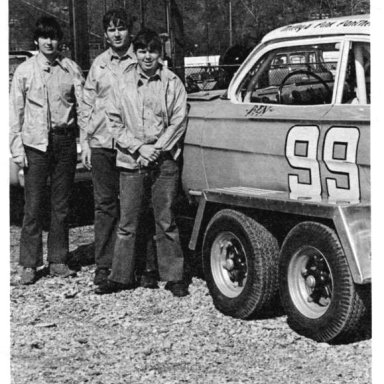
[97,29,188,297]
[80,8,135,286]
[10,16,84,284]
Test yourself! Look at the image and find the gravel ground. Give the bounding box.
[10,224,371,384]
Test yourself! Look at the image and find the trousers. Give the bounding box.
[109,158,184,285]
[20,133,77,268]
[91,148,119,269]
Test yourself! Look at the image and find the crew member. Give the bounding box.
[10,16,84,284]
[97,29,188,297]
[81,9,158,288]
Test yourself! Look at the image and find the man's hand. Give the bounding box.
[13,154,28,168]
[81,143,92,170]
[137,156,149,168]
[138,145,160,163]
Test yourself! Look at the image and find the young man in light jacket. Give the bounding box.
[9,16,84,284]
[80,8,137,287]
[81,9,158,288]
[97,29,188,297]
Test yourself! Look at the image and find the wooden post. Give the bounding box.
[68,0,90,69]
[140,0,145,28]
[229,0,233,47]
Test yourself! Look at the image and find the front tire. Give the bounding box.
[279,221,369,343]
[202,209,279,319]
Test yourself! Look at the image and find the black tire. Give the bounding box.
[202,209,279,319]
[279,221,370,343]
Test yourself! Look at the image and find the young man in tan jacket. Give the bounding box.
[10,16,84,284]
[81,9,158,288]
[97,29,188,297]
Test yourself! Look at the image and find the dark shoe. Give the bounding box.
[20,267,36,285]
[164,280,189,297]
[140,270,159,289]
[49,263,77,278]
[94,268,110,286]
[95,280,135,295]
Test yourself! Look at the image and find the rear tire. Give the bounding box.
[279,221,369,343]
[202,209,279,319]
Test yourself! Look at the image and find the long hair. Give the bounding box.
[33,16,63,42]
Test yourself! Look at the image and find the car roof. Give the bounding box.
[9,50,37,58]
[261,14,370,44]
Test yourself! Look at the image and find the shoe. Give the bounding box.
[140,270,159,289]
[95,280,135,295]
[94,268,110,286]
[49,263,77,278]
[164,280,189,297]
[20,267,36,285]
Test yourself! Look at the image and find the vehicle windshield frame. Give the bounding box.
[229,35,368,106]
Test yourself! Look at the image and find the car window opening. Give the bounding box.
[240,43,341,106]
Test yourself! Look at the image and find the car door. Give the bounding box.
[200,38,342,196]
[317,39,370,203]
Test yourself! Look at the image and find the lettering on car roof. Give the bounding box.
[261,15,370,43]
[281,19,370,34]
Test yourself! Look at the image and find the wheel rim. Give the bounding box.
[210,231,248,298]
[287,246,333,319]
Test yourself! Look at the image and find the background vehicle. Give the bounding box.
[182,14,371,343]
[9,51,35,87]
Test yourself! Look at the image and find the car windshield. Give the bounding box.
[240,43,341,105]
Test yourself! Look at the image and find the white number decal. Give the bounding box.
[286,125,360,201]
[323,127,360,201]
[286,126,321,197]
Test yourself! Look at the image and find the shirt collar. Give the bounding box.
[37,52,65,71]
[108,46,133,62]
[136,64,162,82]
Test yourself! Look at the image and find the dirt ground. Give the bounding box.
[9,218,372,384]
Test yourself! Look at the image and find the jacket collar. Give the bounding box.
[136,64,162,82]
[107,46,134,62]
[99,46,136,74]
[133,62,178,84]
[36,52,66,71]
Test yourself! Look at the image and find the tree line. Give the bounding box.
[10,0,370,58]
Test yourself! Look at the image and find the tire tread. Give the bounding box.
[203,209,279,319]
[279,221,369,343]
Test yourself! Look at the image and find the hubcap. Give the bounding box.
[288,246,333,318]
[211,232,247,298]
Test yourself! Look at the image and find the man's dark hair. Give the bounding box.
[103,8,131,32]
[33,16,63,42]
[133,29,162,53]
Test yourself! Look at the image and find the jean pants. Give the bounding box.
[109,158,184,285]
[91,148,119,270]
[20,133,77,268]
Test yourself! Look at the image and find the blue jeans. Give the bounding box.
[91,148,119,269]
[109,158,184,285]
[20,133,77,268]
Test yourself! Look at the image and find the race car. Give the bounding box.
[182,14,370,343]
